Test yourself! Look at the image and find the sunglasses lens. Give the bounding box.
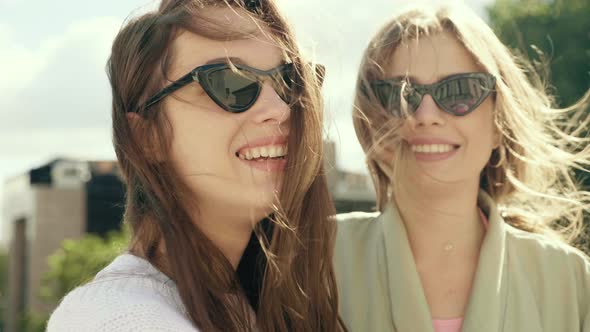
[434,76,489,115]
[206,68,260,112]
[372,82,403,117]
[269,65,295,104]
[403,87,423,114]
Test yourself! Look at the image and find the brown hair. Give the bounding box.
[107,0,345,330]
[353,4,590,242]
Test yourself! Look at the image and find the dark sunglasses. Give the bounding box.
[137,62,312,114]
[368,72,496,117]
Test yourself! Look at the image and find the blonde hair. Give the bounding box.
[353,4,590,244]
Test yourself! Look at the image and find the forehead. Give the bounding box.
[388,31,481,84]
[169,6,284,76]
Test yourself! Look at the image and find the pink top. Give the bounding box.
[432,318,463,332]
[431,208,489,332]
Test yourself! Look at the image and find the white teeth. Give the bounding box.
[411,144,456,154]
[238,144,288,161]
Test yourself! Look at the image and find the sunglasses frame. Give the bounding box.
[369,72,496,117]
[137,62,296,114]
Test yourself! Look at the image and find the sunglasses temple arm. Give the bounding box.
[142,72,196,111]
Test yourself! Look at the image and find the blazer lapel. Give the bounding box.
[461,191,509,332]
[382,204,436,332]
[381,191,510,332]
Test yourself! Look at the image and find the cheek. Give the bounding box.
[463,108,496,167]
[167,109,237,176]
[479,103,497,149]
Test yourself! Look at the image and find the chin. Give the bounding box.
[248,176,283,196]
[242,203,276,224]
[240,187,280,214]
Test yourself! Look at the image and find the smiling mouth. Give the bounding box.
[410,143,461,154]
[236,144,288,161]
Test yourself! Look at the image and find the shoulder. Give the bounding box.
[46,284,197,332]
[505,225,590,281]
[46,254,198,332]
[335,210,382,233]
[334,210,384,257]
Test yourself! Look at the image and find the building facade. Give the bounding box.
[2,159,124,332]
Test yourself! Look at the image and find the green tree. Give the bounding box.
[488,0,590,252]
[18,311,48,332]
[12,228,129,332]
[488,0,590,107]
[40,228,130,304]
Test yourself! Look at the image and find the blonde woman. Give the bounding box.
[334,4,590,332]
[47,0,345,331]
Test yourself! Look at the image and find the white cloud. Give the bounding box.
[0,17,123,242]
[0,17,122,132]
[0,0,19,6]
[0,23,46,98]
[0,127,115,160]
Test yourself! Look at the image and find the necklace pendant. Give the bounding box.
[443,242,454,251]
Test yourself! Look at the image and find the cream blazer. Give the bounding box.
[334,191,590,331]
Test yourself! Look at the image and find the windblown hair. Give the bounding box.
[107,0,344,330]
[353,4,590,244]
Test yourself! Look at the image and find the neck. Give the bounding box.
[194,201,263,270]
[393,177,485,262]
[132,202,261,282]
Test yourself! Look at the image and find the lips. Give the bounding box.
[235,136,288,161]
[410,144,456,154]
[234,136,289,172]
[407,137,461,146]
[238,144,287,161]
[405,137,461,161]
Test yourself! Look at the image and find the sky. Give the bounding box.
[0,0,494,238]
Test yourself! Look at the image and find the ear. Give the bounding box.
[126,111,142,126]
[126,112,166,163]
[126,112,145,144]
[492,126,502,149]
[490,110,502,149]
[373,142,395,180]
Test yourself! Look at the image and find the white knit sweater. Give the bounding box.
[46,253,199,332]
